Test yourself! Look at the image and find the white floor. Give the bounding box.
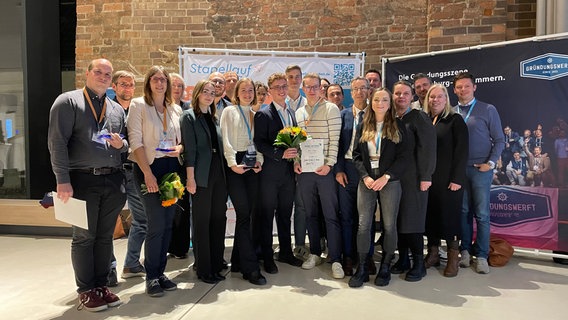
[2,234,568,320]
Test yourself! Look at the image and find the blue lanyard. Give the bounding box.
[277,109,292,127]
[375,122,383,155]
[237,105,252,142]
[286,96,303,112]
[461,98,477,123]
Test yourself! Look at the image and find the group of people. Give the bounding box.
[493,121,568,188]
[48,58,505,312]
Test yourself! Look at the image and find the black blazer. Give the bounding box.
[180,109,225,188]
[352,118,409,181]
[253,103,297,178]
[335,107,358,174]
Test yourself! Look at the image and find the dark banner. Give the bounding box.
[384,37,568,251]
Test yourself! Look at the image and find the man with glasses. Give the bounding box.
[109,71,148,282]
[208,72,231,117]
[254,73,304,274]
[335,77,370,277]
[48,58,128,311]
[294,73,343,279]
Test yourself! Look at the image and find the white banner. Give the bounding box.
[180,50,363,102]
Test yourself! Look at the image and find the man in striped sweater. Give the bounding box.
[294,73,344,279]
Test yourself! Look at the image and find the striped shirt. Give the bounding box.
[296,100,341,166]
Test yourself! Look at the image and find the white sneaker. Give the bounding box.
[331,262,345,279]
[439,246,448,260]
[294,246,310,260]
[459,250,471,268]
[476,257,490,274]
[302,254,322,270]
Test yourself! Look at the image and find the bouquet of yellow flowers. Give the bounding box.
[141,172,185,207]
[274,126,308,161]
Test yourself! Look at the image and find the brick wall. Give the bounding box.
[75,0,536,87]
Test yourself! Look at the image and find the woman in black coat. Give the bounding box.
[180,79,228,284]
[423,84,469,277]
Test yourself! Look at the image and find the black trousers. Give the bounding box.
[168,182,192,257]
[70,170,126,292]
[226,152,261,274]
[258,167,296,260]
[191,153,228,277]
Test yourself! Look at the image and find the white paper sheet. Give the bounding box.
[52,191,89,230]
[300,138,324,173]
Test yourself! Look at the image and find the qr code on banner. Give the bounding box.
[333,64,355,87]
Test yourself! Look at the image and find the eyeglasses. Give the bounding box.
[303,85,320,91]
[151,77,167,83]
[172,84,184,89]
[352,87,369,92]
[201,89,215,96]
[118,82,134,89]
[211,79,225,85]
[270,85,288,91]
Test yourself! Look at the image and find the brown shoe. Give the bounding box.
[343,257,354,276]
[424,245,440,268]
[444,248,459,277]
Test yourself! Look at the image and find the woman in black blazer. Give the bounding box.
[349,88,409,288]
[423,84,468,277]
[180,79,227,284]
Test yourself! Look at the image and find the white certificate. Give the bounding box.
[300,138,324,173]
[52,191,89,230]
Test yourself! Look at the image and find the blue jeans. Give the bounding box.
[460,166,493,259]
[356,180,401,255]
[135,158,180,280]
[123,164,147,269]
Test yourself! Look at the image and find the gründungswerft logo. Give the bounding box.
[520,53,568,80]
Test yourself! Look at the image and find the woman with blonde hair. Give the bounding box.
[349,88,409,288]
[422,84,468,277]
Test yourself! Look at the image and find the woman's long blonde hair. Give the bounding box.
[360,88,400,144]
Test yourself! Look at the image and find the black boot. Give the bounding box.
[348,254,369,288]
[405,253,427,282]
[390,248,410,274]
[375,253,394,287]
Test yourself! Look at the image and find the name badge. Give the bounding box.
[370,160,379,169]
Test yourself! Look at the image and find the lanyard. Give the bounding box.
[374,122,383,156]
[277,108,292,127]
[286,96,303,112]
[237,105,253,142]
[398,106,411,119]
[431,114,439,125]
[461,98,477,123]
[154,106,168,135]
[303,98,322,127]
[83,88,106,125]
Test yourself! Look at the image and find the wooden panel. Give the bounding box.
[0,199,69,227]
